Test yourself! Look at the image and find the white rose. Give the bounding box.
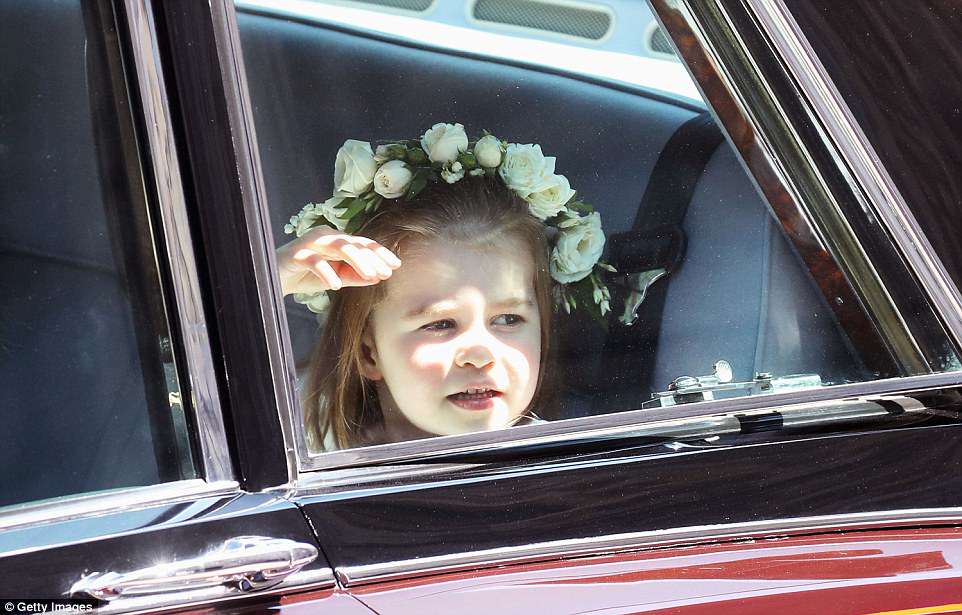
[549,212,605,283]
[333,139,377,197]
[474,134,503,167]
[525,173,575,220]
[373,160,413,198]
[421,122,468,164]
[314,196,349,232]
[499,143,556,197]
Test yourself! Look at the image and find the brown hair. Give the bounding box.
[302,177,555,450]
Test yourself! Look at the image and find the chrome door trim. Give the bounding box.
[121,0,233,483]
[0,480,239,536]
[294,371,962,473]
[82,567,334,615]
[335,507,962,586]
[208,0,301,485]
[742,0,962,355]
[71,536,320,604]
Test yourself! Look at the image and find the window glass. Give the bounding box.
[0,0,195,508]
[782,0,962,297]
[234,0,961,454]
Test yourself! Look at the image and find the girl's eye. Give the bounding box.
[492,313,525,327]
[420,319,456,332]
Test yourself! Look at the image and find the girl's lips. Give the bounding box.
[447,390,502,411]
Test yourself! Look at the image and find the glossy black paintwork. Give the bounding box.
[147,1,289,490]
[0,494,326,598]
[784,0,962,296]
[298,391,962,570]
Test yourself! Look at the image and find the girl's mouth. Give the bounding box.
[447,388,502,411]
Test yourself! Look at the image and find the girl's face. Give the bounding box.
[362,237,542,438]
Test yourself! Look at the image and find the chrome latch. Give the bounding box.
[646,360,822,407]
[70,536,318,602]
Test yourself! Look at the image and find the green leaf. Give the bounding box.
[405,170,430,200]
[341,197,368,219]
[406,147,428,165]
[567,200,594,214]
[458,152,478,170]
[345,213,366,235]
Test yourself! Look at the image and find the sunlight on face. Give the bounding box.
[365,238,541,438]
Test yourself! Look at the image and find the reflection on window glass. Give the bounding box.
[0,0,194,507]
[235,0,959,452]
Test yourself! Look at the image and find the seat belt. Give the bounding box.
[600,112,725,411]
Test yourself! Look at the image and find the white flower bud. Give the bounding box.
[420,122,468,164]
[293,291,330,314]
[294,197,348,235]
[318,196,349,232]
[373,160,413,199]
[474,134,503,167]
[441,163,465,184]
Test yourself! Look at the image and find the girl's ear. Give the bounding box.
[359,329,383,381]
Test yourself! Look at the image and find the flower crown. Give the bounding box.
[284,122,614,321]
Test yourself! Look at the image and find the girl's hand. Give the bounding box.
[276,226,402,296]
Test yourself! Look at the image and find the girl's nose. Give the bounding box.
[454,340,496,370]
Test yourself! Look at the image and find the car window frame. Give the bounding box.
[224,0,962,476]
[743,0,962,352]
[0,0,240,533]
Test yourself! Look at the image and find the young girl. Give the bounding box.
[276,124,613,451]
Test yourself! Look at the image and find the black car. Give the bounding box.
[2,0,962,612]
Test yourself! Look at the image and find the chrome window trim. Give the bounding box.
[294,371,962,473]
[122,0,233,483]
[209,0,302,486]
[743,0,962,355]
[91,567,335,615]
[663,0,928,372]
[334,507,962,586]
[0,480,239,535]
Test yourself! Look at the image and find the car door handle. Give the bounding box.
[70,536,318,601]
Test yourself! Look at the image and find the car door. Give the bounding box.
[0,1,367,612]
[220,0,962,611]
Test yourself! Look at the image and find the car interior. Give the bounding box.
[235,6,867,420]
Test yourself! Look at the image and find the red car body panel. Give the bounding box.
[277,527,962,614]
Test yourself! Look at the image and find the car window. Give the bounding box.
[0,0,196,508]
[232,0,962,458]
